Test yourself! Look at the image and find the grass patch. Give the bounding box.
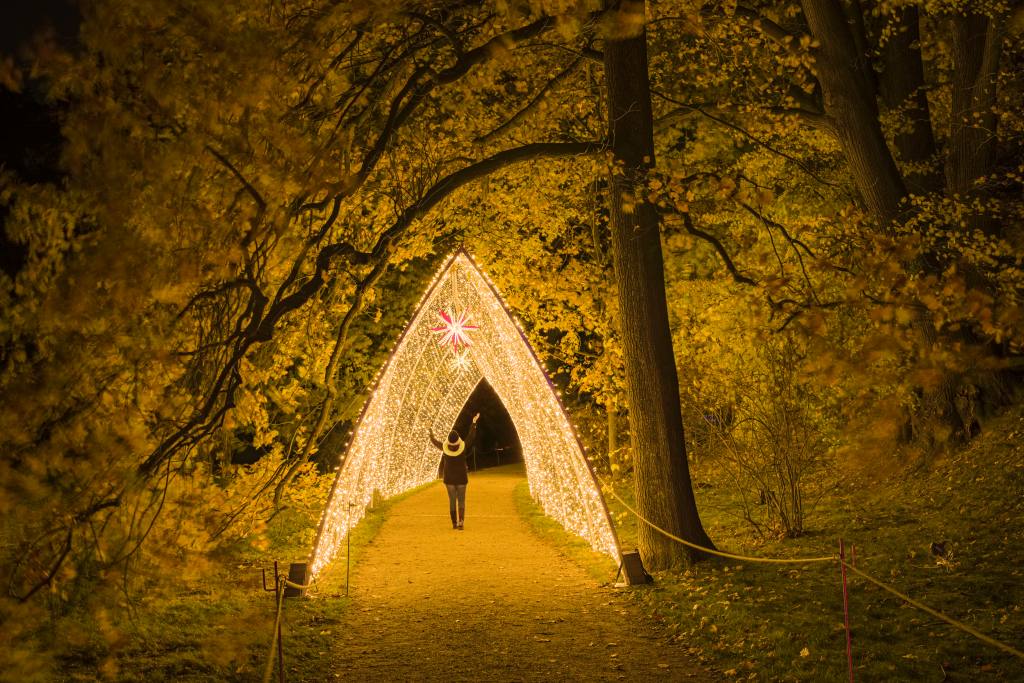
[511,479,619,584]
[508,407,1024,681]
[600,408,1024,681]
[51,480,437,681]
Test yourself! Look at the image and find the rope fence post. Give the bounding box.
[261,570,287,683]
[260,562,285,682]
[260,565,315,683]
[276,575,285,682]
[840,538,854,683]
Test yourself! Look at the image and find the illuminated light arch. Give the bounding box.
[308,250,620,578]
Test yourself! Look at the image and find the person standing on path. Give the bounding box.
[432,413,479,530]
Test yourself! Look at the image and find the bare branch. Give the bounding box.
[176,278,256,321]
[476,56,583,143]
[404,11,464,59]
[204,144,266,213]
[13,528,72,603]
[651,89,839,189]
[737,200,820,303]
[667,211,757,287]
[737,200,815,258]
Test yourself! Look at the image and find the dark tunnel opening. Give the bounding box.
[451,379,522,470]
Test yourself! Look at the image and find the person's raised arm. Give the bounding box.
[429,430,443,450]
[465,413,480,450]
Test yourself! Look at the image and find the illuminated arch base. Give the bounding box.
[308,251,620,578]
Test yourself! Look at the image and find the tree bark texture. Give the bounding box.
[607,400,619,474]
[876,5,941,195]
[602,0,715,569]
[801,0,907,226]
[945,11,1003,233]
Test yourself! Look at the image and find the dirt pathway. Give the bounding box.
[306,465,711,681]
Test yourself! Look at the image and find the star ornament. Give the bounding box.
[450,348,473,373]
[430,309,479,352]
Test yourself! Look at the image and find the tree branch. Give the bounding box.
[298,15,562,215]
[141,141,602,477]
[13,528,73,603]
[767,105,833,131]
[737,200,821,303]
[734,5,805,50]
[651,89,838,188]
[204,144,266,213]
[476,56,583,143]
[667,211,757,286]
[404,11,465,59]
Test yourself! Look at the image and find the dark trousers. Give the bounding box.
[445,484,467,526]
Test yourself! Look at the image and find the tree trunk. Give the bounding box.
[602,0,715,569]
[801,2,1004,443]
[607,399,619,475]
[801,0,907,226]
[876,5,941,195]
[946,11,1004,234]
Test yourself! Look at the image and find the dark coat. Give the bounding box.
[432,424,477,486]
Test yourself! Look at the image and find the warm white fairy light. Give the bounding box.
[308,251,620,578]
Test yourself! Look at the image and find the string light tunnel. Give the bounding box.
[308,250,621,579]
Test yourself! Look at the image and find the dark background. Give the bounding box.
[453,379,522,470]
[1,1,79,277]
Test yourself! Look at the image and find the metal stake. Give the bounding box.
[346,502,355,597]
[274,562,284,682]
[840,539,854,683]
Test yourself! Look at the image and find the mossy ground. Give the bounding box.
[53,484,420,682]
[51,408,1024,681]
[515,407,1024,681]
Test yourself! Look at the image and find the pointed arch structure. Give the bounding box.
[308,251,620,578]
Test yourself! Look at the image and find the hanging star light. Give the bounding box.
[450,347,473,373]
[431,308,478,352]
[307,250,620,580]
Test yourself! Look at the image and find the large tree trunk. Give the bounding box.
[801,0,907,226]
[946,10,1004,234]
[602,0,715,569]
[606,399,620,474]
[800,3,1007,443]
[876,5,941,196]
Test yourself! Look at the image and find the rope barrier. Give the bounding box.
[606,487,834,565]
[261,565,315,683]
[603,482,1024,662]
[843,562,1024,660]
[256,483,1023,679]
[262,577,287,683]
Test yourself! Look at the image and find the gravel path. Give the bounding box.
[311,465,711,681]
